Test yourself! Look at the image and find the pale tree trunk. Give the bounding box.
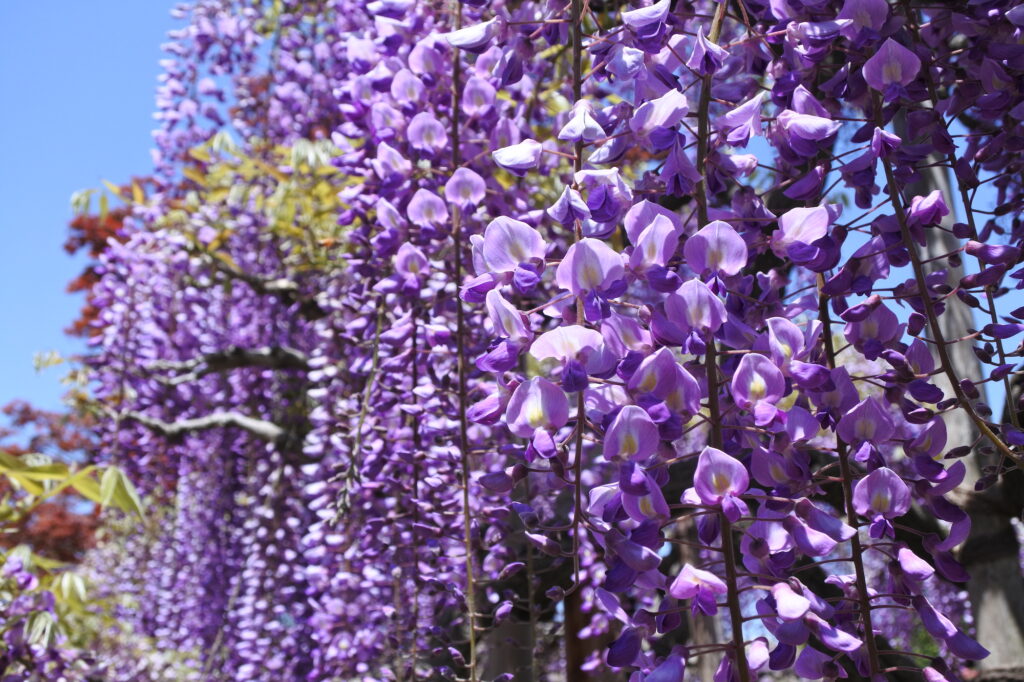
[481,619,538,681]
[902,137,1024,673]
[678,519,722,682]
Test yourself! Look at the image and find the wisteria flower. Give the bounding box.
[669,563,728,615]
[629,89,688,148]
[684,221,748,276]
[717,92,763,147]
[686,27,728,76]
[392,242,429,291]
[443,18,499,53]
[505,377,570,457]
[775,110,842,158]
[576,169,633,225]
[627,347,702,416]
[664,279,727,335]
[621,0,670,29]
[462,75,496,117]
[683,447,750,522]
[548,186,591,226]
[529,325,615,390]
[476,217,546,277]
[407,112,448,156]
[629,214,679,272]
[604,405,660,461]
[558,100,605,143]
[853,467,910,538]
[484,289,531,344]
[771,205,831,258]
[731,353,786,424]
[406,188,448,227]
[444,168,486,209]
[555,237,625,297]
[863,38,921,100]
[492,139,544,176]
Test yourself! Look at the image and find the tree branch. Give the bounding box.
[116,409,290,447]
[199,253,326,319]
[144,346,309,386]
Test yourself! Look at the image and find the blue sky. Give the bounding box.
[0,3,174,414]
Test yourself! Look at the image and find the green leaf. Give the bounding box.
[102,179,126,200]
[100,467,145,519]
[54,571,88,605]
[70,188,94,215]
[0,453,69,495]
[26,612,55,647]
[32,465,104,504]
[67,467,103,504]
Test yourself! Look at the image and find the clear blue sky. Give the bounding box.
[0,3,175,414]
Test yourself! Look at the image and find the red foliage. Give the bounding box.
[0,179,159,562]
[63,178,158,337]
[0,402,100,562]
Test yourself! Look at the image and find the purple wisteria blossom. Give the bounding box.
[685,220,748,276]
[863,38,922,100]
[853,467,911,537]
[684,447,751,522]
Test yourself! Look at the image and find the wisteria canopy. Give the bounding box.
[5,0,1024,680]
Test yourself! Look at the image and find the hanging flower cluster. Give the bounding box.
[69,0,1024,679]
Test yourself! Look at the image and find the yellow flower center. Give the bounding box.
[882,61,903,84]
[749,374,767,401]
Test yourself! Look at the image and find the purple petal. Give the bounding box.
[556,237,625,295]
[505,377,570,437]
[685,221,748,276]
[731,353,785,410]
[863,38,921,93]
[604,405,660,461]
[480,217,546,273]
[694,446,749,504]
[492,139,543,175]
